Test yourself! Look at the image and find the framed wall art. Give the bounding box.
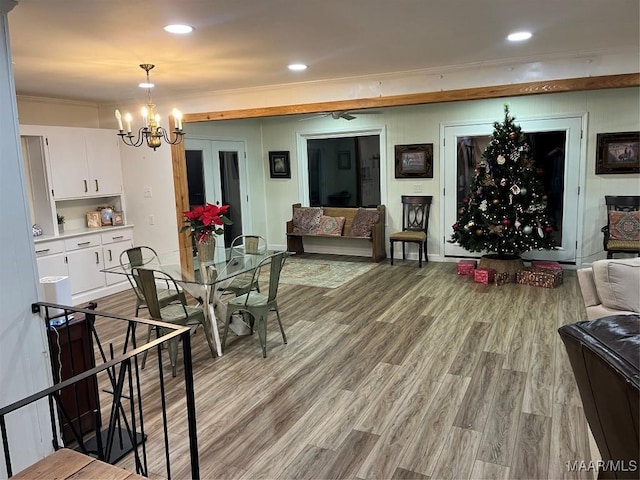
[595,131,639,174]
[269,151,291,178]
[395,143,433,178]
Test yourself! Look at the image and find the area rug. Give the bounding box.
[279,257,377,289]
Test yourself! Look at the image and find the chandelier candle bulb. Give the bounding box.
[114,109,123,131]
[124,113,132,133]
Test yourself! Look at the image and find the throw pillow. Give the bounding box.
[292,207,323,234]
[609,210,640,241]
[348,208,380,237]
[317,215,345,236]
[592,258,640,313]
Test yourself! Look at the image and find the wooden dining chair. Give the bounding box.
[221,252,287,358]
[602,196,640,258]
[133,267,216,376]
[389,195,432,267]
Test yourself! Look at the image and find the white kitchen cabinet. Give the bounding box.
[64,233,104,295]
[35,239,68,279]
[43,126,122,200]
[66,247,105,295]
[101,229,133,286]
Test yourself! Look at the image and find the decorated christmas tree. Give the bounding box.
[450,106,556,257]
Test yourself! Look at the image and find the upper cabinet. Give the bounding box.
[40,126,123,200]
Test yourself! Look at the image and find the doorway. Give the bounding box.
[185,138,248,261]
[443,115,585,263]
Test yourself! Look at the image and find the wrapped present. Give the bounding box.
[516,267,563,288]
[531,261,562,271]
[457,260,477,275]
[474,267,495,284]
[494,271,510,286]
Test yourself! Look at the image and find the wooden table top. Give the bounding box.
[12,448,144,479]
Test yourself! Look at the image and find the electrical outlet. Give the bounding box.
[148,214,155,225]
[413,184,423,193]
[143,186,152,198]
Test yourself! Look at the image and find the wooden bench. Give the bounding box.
[286,203,386,262]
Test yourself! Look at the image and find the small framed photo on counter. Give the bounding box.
[87,211,101,228]
[112,211,124,226]
[99,207,113,226]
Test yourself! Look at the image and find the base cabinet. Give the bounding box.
[34,226,133,303]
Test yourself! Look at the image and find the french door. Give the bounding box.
[442,115,585,263]
[185,138,248,261]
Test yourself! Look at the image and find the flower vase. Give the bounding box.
[196,235,216,265]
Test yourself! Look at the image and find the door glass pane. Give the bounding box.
[219,151,242,247]
[456,131,566,246]
[185,150,205,208]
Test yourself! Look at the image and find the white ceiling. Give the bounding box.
[8,0,640,105]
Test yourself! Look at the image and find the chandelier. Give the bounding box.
[114,64,184,150]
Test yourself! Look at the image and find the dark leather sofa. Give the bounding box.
[558,315,639,479]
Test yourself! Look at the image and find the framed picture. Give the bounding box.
[112,211,124,226]
[338,150,351,170]
[269,151,291,178]
[99,207,113,226]
[395,143,433,178]
[596,132,640,174]
[86,211,101,228]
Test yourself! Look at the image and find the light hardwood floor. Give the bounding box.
[90,255,594,480]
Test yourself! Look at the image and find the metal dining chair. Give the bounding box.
[223,235,268,296]
[133,267,216,376]
[221,251,287,358]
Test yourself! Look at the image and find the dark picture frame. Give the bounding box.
[595,131,640,174]
[395,143,433,178]
[269,151,291,178]
[338,150,351,170]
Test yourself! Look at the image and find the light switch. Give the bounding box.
[143,186,153,198]
[148,214,155,225]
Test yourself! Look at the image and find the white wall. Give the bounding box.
[1,3,54,476]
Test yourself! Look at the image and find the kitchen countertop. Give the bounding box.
[34,224,133,243]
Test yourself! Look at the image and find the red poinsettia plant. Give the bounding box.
[180,203,232,243]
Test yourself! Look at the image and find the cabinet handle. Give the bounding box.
[35,248,50,254]
[95,179,99,192]
[77,241,91,246]
[95,252,100,264]
[83,179,88,192]
[112,235,124,240]
[108,249,112,262]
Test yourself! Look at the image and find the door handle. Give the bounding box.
[95,179,99,191]
[95,252,100,264]
[108,249,112,262]
[83,179,88,192]
[35,248,50,254]
[77,241,91,246]
[112,235,124,240]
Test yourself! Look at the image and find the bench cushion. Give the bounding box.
[592,258,640,313]
[316,215,345,236]
[348,208,380,237]
[292,207,323,234]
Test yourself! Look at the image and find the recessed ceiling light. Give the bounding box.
[164,24,194,34]
[507,31,532,42]
[288,63,308,71]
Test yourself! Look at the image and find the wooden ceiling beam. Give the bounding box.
[183,73,639,123]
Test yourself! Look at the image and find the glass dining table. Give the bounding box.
[102,246,284,356]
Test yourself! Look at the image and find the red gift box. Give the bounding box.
[457,260,477,275]
[474,267,496,284]
[516,267,563,288]
[531,261,562,271]
[494,271,510,286]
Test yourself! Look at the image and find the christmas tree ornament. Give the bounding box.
[523,225,533,234]
[476,229,484,236]
[502,218,511,226]
[510,151,519,161]
[515,219,521,229]
[545,226,553,233]
[492,199,500,205]
[509,132,517,140]
[542,194,548,201]
[458,207,465,215]
[497,154,506,165]
[479,200,488,211]
[519,187,527,196]
[510,185,521,195]
[500,178,507,186]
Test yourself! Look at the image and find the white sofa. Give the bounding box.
[577,258,640,320]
